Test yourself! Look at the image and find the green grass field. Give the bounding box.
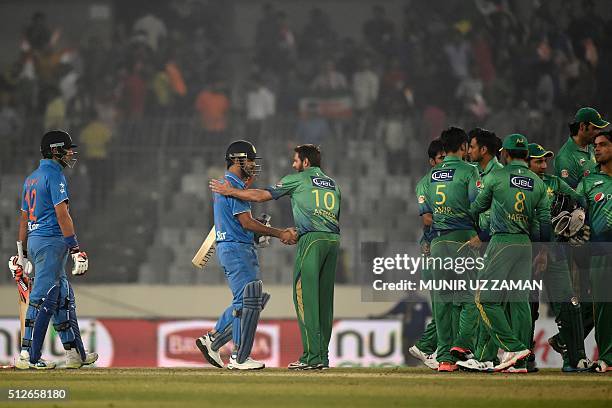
[1,368,611,407]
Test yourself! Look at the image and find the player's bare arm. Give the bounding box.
[236,212,297,244]
[55,201,76,238]
[210,178,273,202]
[422,213,433,227]
[55,201,88,275]
[18,210,28,249]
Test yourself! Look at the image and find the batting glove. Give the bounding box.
[71,252,89,275]
[254,214,272,248]
[8,256,33,278]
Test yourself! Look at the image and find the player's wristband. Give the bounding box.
[64,234,79,249]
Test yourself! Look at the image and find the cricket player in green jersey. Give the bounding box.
[470,134,551,372]
[555,107,608,189]
[528,143,592,372]
[409,139,445,370]
[467,128,503,244]
[576,132,612,373]
[423,127,481,372]
[456,128,505,372]
[554,107,608,358]
[210,144,340,370]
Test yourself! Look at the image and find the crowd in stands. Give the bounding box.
[0,0,610,284]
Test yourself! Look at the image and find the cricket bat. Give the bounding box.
[192,226,216,269]
[16,241,31,342]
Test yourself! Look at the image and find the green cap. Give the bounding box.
[528,143,554,159]
[500,133,529,151]
[574,107,609,128]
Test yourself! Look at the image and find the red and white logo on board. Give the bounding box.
[594,192,605,202]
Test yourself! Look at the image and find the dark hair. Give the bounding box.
[506,149,529,160]
[427,139,444,160]
[568,122,585,136]
[440,126,468,153]
[294,144,321,167]
[469,128,501,157]
[597,131,612,142]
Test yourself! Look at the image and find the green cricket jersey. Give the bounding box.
[477,158,504,236]
[266,166,340,237]
[416,174,430,216]
[541,174,581,204]
[424,156,481,231]
[470,160,551,240]
[554,137,598,189]
[576,168,612,242]
[478,157,503,178]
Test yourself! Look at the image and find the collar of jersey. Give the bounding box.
[224,171,246,189]
[482,157,500,174]
[442,156,461,163]
[39,159,62,171]
[508,160,528,168]
[568,136,591,153]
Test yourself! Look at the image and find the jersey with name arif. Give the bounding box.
[470,161,550,240]
[213,172,253,244]
[576,168,612,242]
[21,160,69,238]
[266,166,340,237]
[424,156,481,232]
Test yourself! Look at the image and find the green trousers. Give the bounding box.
[293,232,340,366]
[476,233,532,352]
[415,308,437,354]
[590,254,612,365]
[545,257,588,365]
[430,230,478,363]
[415,257,437,354]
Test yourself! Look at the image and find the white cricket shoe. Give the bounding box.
[495,350,531,372]
[15,350,31,370]
[83,351,99,366]
[594,360,610,373]
[457,358,495,372]
[65,349,83,369]
[65,348,99,369]
[409,345,439,370]
[196,333,224,368]
[16,350,56,370]
[227,356,265,370]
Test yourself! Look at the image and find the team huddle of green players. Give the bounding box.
[410,107,612,374]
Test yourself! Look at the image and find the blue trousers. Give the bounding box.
[24,236,82,362]
[214,242,260,347]
[29,236,69,303]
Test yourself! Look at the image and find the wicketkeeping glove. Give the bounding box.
[254,213,272,248]
[552,210,571,237]
[567,208,586,236]
[569,224,591,246]
[8,256,33,278]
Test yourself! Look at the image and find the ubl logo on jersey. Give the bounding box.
[311,177,336,190]
[431,169,455,182]
[510,176,534,191]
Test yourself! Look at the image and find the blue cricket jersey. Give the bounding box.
[213,172,254,244]
[21,159,69,238]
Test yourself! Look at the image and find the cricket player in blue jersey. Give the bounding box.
[11,130,97,369]
[196,140,297,370]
